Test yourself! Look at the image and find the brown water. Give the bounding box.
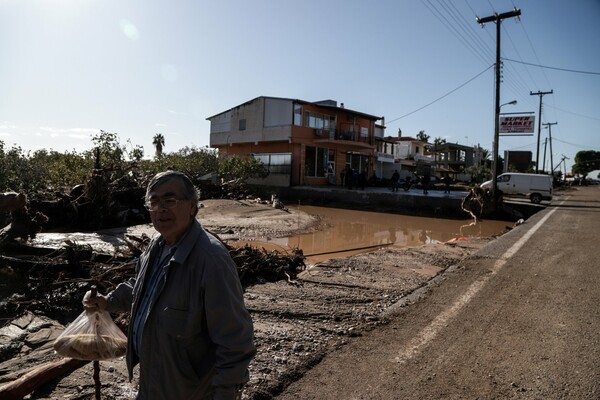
[243,205,510,265]
[27,205,510,267]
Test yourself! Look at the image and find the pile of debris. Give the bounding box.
[0,158,303,322]
[0,234,306,323]
[231,245,305,287]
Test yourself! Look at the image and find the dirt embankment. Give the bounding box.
[0,199,496,399]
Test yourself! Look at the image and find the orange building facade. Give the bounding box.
[208,96,384,187]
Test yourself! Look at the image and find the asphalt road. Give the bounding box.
[276,186,600,399]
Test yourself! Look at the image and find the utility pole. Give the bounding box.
[561,155,570,181]
[542,137,548,173]
[477,7,521,209]
[530,90,553,173]
[543,121,557,177]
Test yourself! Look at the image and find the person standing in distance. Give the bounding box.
[84,170,255,399]
[391,170,400,192]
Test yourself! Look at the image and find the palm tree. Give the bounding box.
[152,133,165,158]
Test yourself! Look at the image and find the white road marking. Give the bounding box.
[393,202,562,364]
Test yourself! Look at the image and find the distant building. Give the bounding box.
[504,150,533,172]
[390,136,433,180]
[433,142,475,175]
[208,96,383,187]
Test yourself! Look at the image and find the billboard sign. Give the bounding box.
[499,115,535,134]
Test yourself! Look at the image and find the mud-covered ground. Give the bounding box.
[0,199,496,399]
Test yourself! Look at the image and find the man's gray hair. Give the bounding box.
[145,170,200,203]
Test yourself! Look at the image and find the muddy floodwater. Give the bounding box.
[24,205,509,268]
[1,204,510,304]
[239,205,510,265]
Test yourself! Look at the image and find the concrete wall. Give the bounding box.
[252,185,469,217]
[247,174,290,187]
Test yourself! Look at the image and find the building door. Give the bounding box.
[346,153,370,176]
[327,149,336,184]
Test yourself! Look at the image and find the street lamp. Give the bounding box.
[492,99,518,207]
[500,100,518,108]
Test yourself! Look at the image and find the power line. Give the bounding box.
[552,138,600,152]
[428,1,533,110]
[387,64,494,124]
[463,2,539,111]
[439,0,496,61]
[421,0,490,65]
[502,57,600,75]
[545,104,600,122]
[516,15,553,89]
[501,26,540,100]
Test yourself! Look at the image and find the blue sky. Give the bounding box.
[1,0,599,174]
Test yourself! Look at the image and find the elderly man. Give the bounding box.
[85,170,255,399]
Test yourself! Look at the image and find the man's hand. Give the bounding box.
[82,290,108,311]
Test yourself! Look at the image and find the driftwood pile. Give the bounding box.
[27,159,149,232]
[19,176,259,233]
[231,244,306,287]
[0,238,146,324]
[1,236,306,323]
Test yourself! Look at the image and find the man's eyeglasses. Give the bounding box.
[145,197,185,211]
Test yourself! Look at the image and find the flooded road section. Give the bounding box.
[241,205,509,265]
[25,205,509,268]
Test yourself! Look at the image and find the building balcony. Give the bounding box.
[313,128,373,147]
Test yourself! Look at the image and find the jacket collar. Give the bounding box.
[154,219,203,266]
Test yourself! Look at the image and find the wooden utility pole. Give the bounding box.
[543,122,557,177]
[543,137,548,172]
[530,90,553,173]
[477,8,521,209]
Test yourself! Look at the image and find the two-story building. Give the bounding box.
[432,142,476,180]
[386,136,434,180]
[378,136,478,182]
[208,96,383,187]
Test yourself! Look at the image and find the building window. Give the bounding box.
[253,153,292,174]
[304,111,334,130]
[294,104,302,126]
[305,146,328,177]
[239,119,246,131]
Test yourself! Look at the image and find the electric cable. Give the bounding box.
[439,0,496,61]
[552,138,600,151]
[387,64,494,124]
[544,104,600,122]
[422,0,490,66]
[502,57,600,75]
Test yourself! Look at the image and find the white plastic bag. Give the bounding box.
[53,294,127,360]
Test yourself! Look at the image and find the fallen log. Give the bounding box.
[0,357,87,400]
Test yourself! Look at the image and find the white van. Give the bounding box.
[481,173,553,204]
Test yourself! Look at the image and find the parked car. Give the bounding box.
[481,173,552,204]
